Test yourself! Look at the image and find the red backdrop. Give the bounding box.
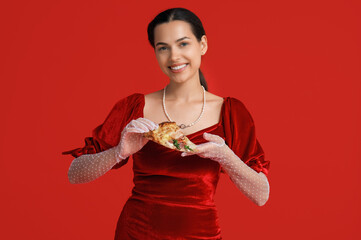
[1,0,360,239]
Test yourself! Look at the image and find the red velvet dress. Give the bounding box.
[62,93,270,240]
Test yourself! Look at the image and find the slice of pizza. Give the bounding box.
[143,121,197,152]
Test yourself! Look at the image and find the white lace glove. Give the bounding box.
[67,118,158,184]
[181,132,270,206]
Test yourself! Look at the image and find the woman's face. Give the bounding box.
[153,20,207,84]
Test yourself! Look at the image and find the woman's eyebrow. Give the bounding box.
[155,37,190,46]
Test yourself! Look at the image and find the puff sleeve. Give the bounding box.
[61,93,144,170]
[222,97,270,176]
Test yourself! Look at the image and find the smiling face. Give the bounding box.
[153,20,207,84]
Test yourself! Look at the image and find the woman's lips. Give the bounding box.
[169,63,188,73]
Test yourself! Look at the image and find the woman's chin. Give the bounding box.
[167,73,198,85]
[168,78,190,85]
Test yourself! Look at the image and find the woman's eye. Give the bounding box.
[180,42,188,47]
[158,47,167,51]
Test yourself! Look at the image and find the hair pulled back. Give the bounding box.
[147,8,208,91]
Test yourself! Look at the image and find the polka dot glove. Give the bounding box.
[68,118,158,184]
[181,132,270,206]
[115,118,159,160]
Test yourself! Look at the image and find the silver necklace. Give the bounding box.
[162,85,206,129]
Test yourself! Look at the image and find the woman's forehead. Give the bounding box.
[154,20,194,44]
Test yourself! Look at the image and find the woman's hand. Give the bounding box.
[116,118,158,159]
[181,132,232,163]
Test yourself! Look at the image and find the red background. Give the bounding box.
[1,0,360,239]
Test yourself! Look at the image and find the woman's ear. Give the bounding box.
[201,35,208,55]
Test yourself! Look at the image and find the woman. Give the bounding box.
[62,7,270,240]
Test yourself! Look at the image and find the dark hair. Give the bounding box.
[147,8,208,91]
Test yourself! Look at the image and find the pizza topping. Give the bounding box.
[173,139,181,150]
[184,145,193,151]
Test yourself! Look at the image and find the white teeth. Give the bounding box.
[170,64,187,70]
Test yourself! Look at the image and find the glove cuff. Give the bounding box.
[114,146,127,163]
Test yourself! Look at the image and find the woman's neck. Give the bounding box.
[165,79,204,103]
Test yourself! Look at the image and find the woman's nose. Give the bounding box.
[170,48,181,61]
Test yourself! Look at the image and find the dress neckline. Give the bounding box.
[140,93,226,138]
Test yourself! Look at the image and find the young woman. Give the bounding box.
[62,7,271,240]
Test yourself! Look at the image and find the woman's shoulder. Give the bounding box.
[144,90,163,108]
[205,91,224,107]
[114,92,144,105]
[226,96,247,107]
[109,93,145,115]
[219,94,255,123]
[120,92,144,101]
[144,90,162,100]
[206,91,244,103]
[206,91,246,108]
[206,91,223,100]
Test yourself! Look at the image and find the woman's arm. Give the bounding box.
[182,132,270,206]
[215,149,270,206]
[68,146,123,184]
[68,118,158,184]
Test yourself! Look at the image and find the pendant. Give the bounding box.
[179,124,187,129]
